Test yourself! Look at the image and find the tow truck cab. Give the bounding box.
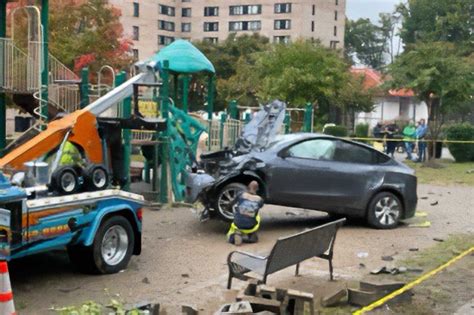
[0,173,144,274]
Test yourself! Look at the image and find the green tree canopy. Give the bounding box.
[397,0,473,52]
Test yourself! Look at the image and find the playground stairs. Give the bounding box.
[0,37,81,150]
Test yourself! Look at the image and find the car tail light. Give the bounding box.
[137,208,143,221]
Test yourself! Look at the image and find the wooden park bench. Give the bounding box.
[227,218,346,289]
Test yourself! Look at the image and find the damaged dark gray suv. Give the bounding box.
[186,102,417,229]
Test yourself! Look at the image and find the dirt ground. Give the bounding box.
[10,183,474,314]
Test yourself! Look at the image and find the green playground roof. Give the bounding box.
[150,40,215,74]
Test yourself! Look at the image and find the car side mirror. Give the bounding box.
[278,149,289,158]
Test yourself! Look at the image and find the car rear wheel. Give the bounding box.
[367,192,402,229]
[214,183,247,222]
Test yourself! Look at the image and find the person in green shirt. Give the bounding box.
[403,121,416,160]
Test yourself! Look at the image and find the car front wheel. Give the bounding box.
[214,183,247,222]
[367,192,402,229]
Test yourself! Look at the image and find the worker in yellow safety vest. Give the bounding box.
[226,181,263,246]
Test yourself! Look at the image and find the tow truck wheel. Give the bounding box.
[51,166,79,195]
[214,183,247,222]
[92,216,134,274]
[84,164,109,191]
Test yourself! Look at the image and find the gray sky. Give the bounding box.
[347,0,403,23]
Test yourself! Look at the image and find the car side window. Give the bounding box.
[286,139,336,160]
[333,141,375,164]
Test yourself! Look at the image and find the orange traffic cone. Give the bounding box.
[0,261,15,315]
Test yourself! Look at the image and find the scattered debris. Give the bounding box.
[430,201,439,206]
[409,248,419,252]
[370,266,406,275]
[225,282,315,315]
[415,211,428,217]
[420,196,428,200]
[182,304,199,315]
[408,221,431,228]
[381,255,394,262]
[285,211,297,216]
[181,273,190,278]
[348,281,411,307]
[142,277,150,284]
[357,252,369,258]
[58,286,81,293]
[321,288,347,307]
[433,238,444,242]
[359,263,366,269]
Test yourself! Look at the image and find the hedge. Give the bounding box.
[324,125,348,137]
[446,123,474,162]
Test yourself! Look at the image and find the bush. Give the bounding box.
[324,125,348,137]
[355,123,369,138]
[446,123,474,162]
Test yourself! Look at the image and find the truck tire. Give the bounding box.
[83,164,109,191]
[51,166,79,195]
[213,183,247,222]
[68,216,135,274]
[92,216,135,274]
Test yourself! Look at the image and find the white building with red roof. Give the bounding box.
[351,67,428,129]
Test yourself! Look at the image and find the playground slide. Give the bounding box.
[0,67,157,171]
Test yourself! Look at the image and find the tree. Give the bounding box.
[345,18,386,70]
[191,34,270,111]
[228,41,374,124]
[48,0,132,74]
[397,0,473,52]
[388,42,474,159]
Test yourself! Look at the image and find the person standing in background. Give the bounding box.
[415,119,428,162]
[403,121,416,160]
[385,121,399,157]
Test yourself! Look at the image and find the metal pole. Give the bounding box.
[80,67,89,109]
[159,60,170,203]
[40,0,49,123]
[229,99,238,119]
[173,74,179,107]
[0,0,7,155]
[304,102,313,132]
[219,113,227,149]
[207,75,214,120]
[182,75,190,112]
[284,112,291,134]
[121,71,132,191]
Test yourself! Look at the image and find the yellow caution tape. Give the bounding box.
[353,246,474,314]
[346,137,474,144]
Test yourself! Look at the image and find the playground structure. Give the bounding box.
[0,1,212,203]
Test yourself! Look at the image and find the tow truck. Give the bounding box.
[0,54,167,273]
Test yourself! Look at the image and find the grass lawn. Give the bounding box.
[405,159,474,186]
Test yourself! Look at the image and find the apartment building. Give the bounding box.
[109,0,346,60]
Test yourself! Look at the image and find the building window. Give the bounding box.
[312,5,315,15]
[274,36,290,44]
[204,37,218,44]
[311,21,314,32]
[158,20,175,32]
[132,49,139,61]
[158,35,175,46]
[229,21,261,31]
[159,4,175,16]
[330,40,339,49]
[182,0,191,2]
[133,2,139,17]
[204,6,219,17]
[181,23,191,32]
[275,3,291,13]
[182,8,191,17]
[334,26,337,36]
[335,11,338,21]
[336,0,339,5]
[204,22,219,32]
[274,19,291,30]
[229,5,261,15]
[132,26,139,40]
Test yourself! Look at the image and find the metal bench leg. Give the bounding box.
[295,262,300,276]
[329,259,334,281]
[227,273,233,289]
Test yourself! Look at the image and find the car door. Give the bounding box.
[266,138,341,209]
